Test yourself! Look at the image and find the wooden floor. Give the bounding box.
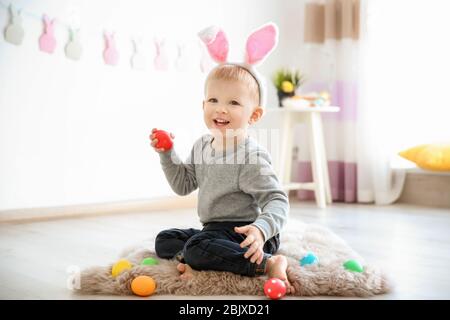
[0,202,449,300]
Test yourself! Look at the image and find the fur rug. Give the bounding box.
[75,222,392,297]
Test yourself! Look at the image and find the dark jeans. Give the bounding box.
[155,221,280,277]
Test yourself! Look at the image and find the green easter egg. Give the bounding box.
[141,257,159,266]
[343,259,364,273]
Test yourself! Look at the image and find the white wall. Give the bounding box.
[0,0,305,210]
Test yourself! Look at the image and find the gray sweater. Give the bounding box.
[158,134,289,241]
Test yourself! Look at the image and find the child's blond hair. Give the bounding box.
[206,64,260,106]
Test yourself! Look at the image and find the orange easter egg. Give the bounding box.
[131,275,156,297]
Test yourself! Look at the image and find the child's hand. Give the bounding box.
[149,128,175,153]
[235,225,265,265]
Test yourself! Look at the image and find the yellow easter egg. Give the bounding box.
[131,275,156,297]
[111,259,132,278]
[281,81,294,93]
[319,91,330,100]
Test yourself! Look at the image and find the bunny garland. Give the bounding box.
[131,38,147,70]
[1,4,278,77]
[39,14,56,54]
[198,22,279,107]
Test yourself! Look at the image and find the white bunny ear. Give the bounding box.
[43,14,50,24]
[245,22,278,65]
[9,4,17,16]
[9,5,22,23]
[198,26,229,63]
[154,37,165,46]
[68,28,79,40]
[104,32,114,44]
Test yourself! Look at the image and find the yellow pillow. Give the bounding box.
[399,144,450,171]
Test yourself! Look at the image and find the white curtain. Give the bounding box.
[358,0,450,203]
[295,0,450,204]
[297,0,368,203]
[356,0,405,204]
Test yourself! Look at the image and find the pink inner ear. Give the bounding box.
[205,30,228,63]
[245,24,278,65]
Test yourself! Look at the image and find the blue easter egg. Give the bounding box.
[314,98,325,106]
[300,252,318,266]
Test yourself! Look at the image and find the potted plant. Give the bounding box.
[272,68,305,107]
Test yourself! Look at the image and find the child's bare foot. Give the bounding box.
[177,263,194,280]
[266,255,295,294]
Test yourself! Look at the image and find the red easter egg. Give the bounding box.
[154,130,173,151]
[264,278,286,300]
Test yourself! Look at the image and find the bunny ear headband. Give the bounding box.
[198,22,279,107]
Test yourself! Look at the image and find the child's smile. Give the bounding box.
[213,117,230,127]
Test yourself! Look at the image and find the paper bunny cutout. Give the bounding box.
[153,38,169,71]
[130,38,147,70]
[65,28,82,61]
[198,22,279,107]
[175,43,189,72]
[4,4,24,46]
[103,32,119,66]
[39,15,57,54]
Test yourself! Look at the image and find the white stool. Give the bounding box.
[266,101,340,208]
